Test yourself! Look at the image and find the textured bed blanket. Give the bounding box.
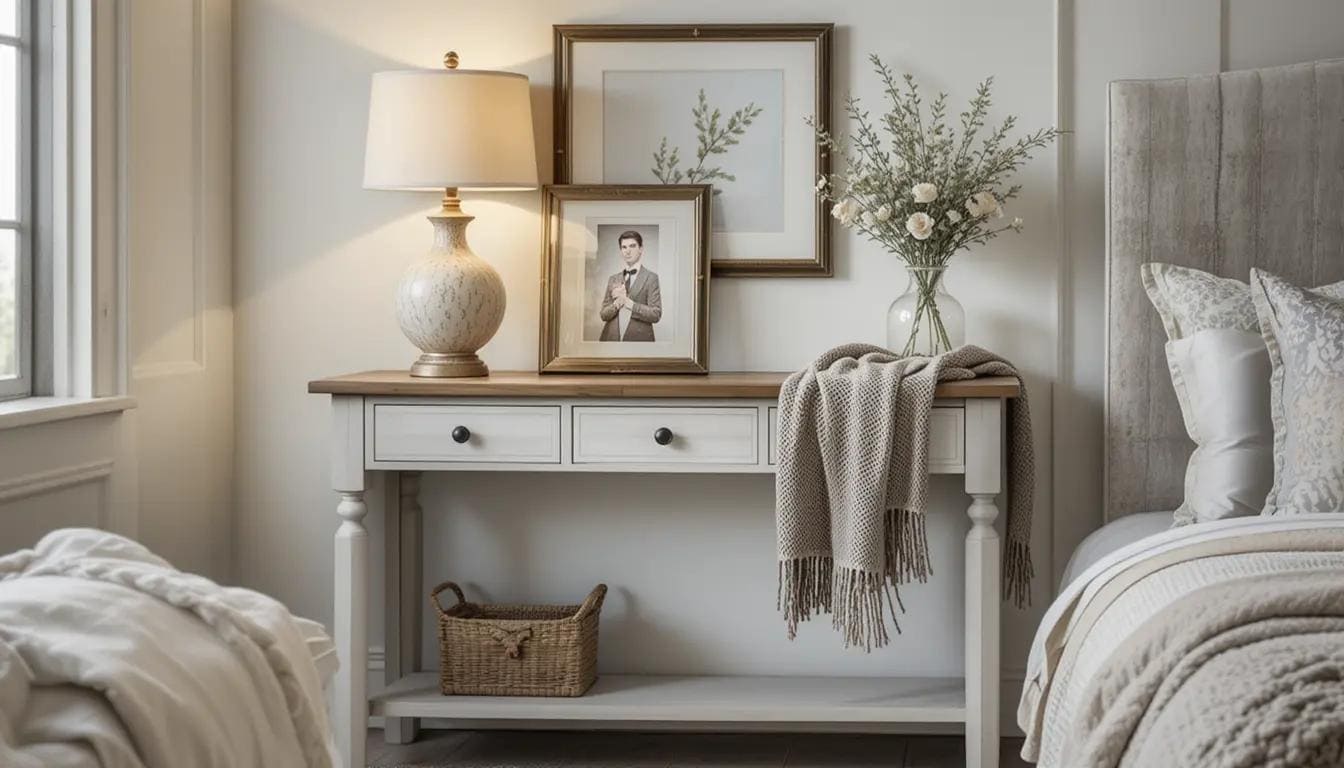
[776,344,1034,650]
[1075,570,1344,767]
[0,529,337,768]
[1020,516,1344,767]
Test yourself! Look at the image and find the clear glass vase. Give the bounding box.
[886,266,965,357]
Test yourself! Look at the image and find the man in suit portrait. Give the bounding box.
[598,230,662,342]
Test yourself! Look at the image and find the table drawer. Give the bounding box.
[573,406,758,465]
[767,405,965,472]
[372,404,561,463]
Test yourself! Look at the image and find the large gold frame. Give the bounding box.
[539,184,712,374]
[553,23,833,278]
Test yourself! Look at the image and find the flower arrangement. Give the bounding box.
[813,55,1059,355]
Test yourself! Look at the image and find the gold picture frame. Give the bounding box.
[539,185,711,374]
[553,24,833,278]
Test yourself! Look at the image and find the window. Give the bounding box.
[0,0,28,400]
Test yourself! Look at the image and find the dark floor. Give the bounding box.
[368,729,1032,767]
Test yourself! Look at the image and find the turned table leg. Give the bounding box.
[964,398,1003,768]
[384,470,423,744]
[331,397,368,768]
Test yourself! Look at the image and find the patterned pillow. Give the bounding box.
[1250,270,1344,516]
[1141,264,1344,524]
[1143,263,1260,339]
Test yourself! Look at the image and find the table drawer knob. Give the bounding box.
[451,425,471,444]
[653,427,673,446]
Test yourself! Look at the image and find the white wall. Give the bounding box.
[231,0,1344,728]
[233,0,1058,696]
[128,0,235,581]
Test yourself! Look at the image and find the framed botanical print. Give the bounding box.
[540,185,711,374]
[554,24,833,277]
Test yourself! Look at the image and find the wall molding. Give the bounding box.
[129,0,206,380]
[0,458,115,503]
[1049,0,1075,590]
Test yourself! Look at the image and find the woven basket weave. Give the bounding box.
[432,581,606,697]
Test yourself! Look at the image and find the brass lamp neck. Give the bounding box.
[440,187,464,215]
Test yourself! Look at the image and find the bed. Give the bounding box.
[0,528,340,768]
[1018,59,1344,766]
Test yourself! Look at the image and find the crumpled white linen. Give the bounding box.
[0,528,337,768]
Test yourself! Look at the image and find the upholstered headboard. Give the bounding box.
[1105,59,1344,521]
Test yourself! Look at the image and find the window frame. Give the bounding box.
[0,0,32,400]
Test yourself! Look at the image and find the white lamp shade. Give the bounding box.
[363,69,539,191]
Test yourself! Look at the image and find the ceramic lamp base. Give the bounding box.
[395,194,506,380]
[410,352,489,378]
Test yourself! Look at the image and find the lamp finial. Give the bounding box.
[443,51,460,70]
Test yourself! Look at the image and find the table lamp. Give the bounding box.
[363,52,538,377]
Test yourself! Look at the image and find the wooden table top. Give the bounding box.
[308,370,1021,400]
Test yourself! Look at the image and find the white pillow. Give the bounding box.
[1142,264,1273,525]
[1250,269,1344,516]
[1165,328,1274,521]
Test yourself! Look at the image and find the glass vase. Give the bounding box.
[886,266,965,357]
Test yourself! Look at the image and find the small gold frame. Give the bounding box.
[539,184,711,374]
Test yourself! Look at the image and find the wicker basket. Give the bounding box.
[431,581,607,697]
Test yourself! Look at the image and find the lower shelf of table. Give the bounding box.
[372,673,967,726]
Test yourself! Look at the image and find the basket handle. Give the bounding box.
[575,583,607,620]
[430,581,467,616]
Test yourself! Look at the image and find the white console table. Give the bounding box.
[309,371,1018,768]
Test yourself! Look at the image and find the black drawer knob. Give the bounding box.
[451,425,471,444]
[653,427,673,446]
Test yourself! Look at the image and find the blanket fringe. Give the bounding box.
[886,508,932,585]
[778,555,833,640]
[779,508,932,652]
[1003,538,1034,608]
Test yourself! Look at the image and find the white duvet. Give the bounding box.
[0,529,337,768]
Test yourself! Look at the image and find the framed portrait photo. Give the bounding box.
[540,185,711,374]
[554,24,832,277]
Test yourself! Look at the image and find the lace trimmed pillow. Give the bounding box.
[1250,270,1344,516]
[1141,264,1344,524]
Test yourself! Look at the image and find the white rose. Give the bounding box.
[875,204,892,222]
[815,176,828,192]
[911,183,938,204]
[946,209,963,225]
[905,212,934,240]
[861,211,877,228]
[966,191,999,218]
[830,197,861,227]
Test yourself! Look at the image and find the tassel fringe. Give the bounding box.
[1003,538,1034,608]
[780,515,1035,649]
[779,508,931,652]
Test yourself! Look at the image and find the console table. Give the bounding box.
[309,371,1019,768]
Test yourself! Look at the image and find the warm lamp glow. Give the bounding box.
[363,69,538,192]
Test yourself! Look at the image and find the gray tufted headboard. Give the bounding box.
[1105,59,1344,521]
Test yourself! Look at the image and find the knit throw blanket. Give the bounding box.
[776,344,1034,650]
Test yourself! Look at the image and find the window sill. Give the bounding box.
[0,395,137,431]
